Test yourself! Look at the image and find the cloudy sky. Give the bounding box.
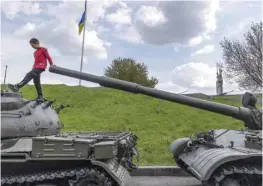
[1,0,262,95]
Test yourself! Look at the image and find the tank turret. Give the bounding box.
[49,65,262,130]
[1,89,64,139]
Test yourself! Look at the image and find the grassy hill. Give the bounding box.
[1,84,261,165]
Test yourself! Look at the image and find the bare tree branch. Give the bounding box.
[220,21,262,92]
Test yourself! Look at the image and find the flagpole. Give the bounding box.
[79,0,87,86]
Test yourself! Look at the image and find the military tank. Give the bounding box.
[1,89,139,186]
[49,65,262,186]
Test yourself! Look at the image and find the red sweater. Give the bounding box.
[33,47,53,69]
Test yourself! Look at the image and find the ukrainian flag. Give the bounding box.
[78,1,87,35]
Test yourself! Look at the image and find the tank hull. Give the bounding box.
[170,129,262,186]
[1,131,139,186]
[1,89,139,186]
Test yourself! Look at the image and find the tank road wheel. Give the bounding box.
[204,164,262,186]
[220,174,251,186]
[68,167,114,186]
[35,183,61,186]
[204,174,258,186]
[35,180,69,186]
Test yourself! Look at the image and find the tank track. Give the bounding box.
[204,163,262,186]
[1,166,115,186]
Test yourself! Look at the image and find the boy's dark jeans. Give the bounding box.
[18,68,45,97]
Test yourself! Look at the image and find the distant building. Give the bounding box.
[216,63,223,95]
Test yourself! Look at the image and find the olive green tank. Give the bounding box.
[1,89,139,186]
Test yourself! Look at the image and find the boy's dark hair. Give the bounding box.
[29,38,39,44]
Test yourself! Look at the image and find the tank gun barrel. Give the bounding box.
[49,65,261,130]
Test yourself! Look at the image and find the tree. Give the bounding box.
[104,57,159,88]
[219,22,262,92]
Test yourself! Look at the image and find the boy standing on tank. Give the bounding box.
[8,38,54,101]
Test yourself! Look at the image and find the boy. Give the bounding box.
[8,38,54,101]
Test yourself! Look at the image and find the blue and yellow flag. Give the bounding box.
[78,1,87,35]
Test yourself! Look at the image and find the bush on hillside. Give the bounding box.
[104,57,159,88]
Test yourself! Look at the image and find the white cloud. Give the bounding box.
[106,1,220,47]
[106,7,132,24]
[96,25,110,33]
[204,0,220,34]
[17,22,36,32]
[44,0,120,26]
[84,30,108,59]
[156,81,188,94]
[103,2,142,44]
[132,1,220,47]
[156,62,245,95]
[1,1,42,19]
[172,62,215,89]
[118,1,128,9]
[1,1,121,61]
[13,18,108,60]
[104,41,112,47]
[113,24,143,44]
[187,36,203,47]
[191,45,215,56]
[135,5,167,27]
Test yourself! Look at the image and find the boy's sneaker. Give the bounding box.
[36,95,45,102]
[8,84,19,92]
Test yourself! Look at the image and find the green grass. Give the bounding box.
[1,84,261,165]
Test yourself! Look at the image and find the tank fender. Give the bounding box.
[169,137,190,158]
[91,159,131,186]
[187,148,262,181]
